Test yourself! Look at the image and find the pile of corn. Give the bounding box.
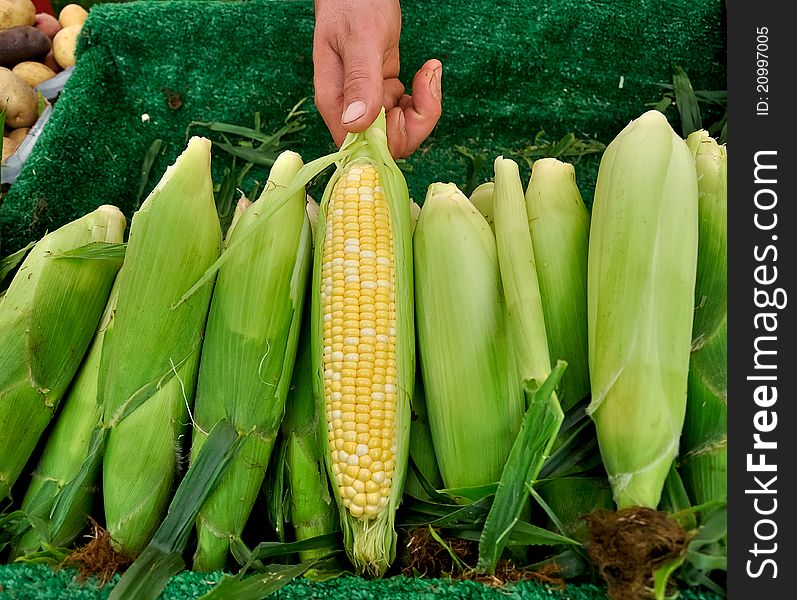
[0,110,726,579]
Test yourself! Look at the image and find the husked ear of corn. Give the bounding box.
[190,150,312,571]
[681,130,727,509]
[493,156,553,403]
[526,158,591,411]
[0,205,126,499]
[587,110,698,509]
[14,282,120,556]
[414,182,524,490]
[101,137,221,555]
[311,111,414,576]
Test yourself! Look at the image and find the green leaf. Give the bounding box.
[108,420,243,600]
[54,242,128,261]
[175,142,365,306]
[456,519,577,547]
[672,65,702,136]
[407,458,452,504]
[199,560,319,600]
[438,483,497,503]
[476,362,567,573]
[0,241,35,284]
[245,533,342,570]
[135,139,163,209]
[653,556,685,600]
[661,465,696,531]
[428,526,469,572]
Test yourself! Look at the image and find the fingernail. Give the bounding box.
[342,100,367,124]
[430,67,442,100]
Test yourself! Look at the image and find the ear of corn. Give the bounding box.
[190,150,312,571]
[13,282,120,556]
[0,205,126,499]
[681,130,727,508]
[492,156,553,401]
[282,312,339,561]
[311,111,414,575]
[100,137,221,555]
[525,158,591,411]
[587,110,698,509]
[469,181,495,231]
[404,371,443,499]
[414,182,524,490]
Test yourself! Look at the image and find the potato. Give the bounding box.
[35,12,60,39]
[0,25,51,66]
[43,49,61,73]
[0,0,35,31]
[52,23,80,68]
[58,4,87,28]
[12,60,55,86]
[7,126,28,144]
[0,66,37,127]
[2,135,19,162]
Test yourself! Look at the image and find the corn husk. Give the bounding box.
[587,110,698,509]
[101,137,221,555]
[0,206,125,499]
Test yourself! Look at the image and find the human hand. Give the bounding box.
[313,0,442,158]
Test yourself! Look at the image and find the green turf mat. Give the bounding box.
[0,563,725,599]
[0,0,725,256]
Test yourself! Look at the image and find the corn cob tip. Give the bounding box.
[530,157,576,179]
[92,205,127,242]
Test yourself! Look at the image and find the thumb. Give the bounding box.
[340,39,385,133]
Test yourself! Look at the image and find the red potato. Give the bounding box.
[34,12,60,39]
[42,48,61,72]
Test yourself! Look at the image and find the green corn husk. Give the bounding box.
[414,182,524,490]
[493,156,553,402]
[587,110,698,509]
[0,205,126,499]
[526,158,591,411]
[311,111,415,576]
[404,372,444,499]
[224,195,253,246]
[469,181,495,231]
[536,476,614,543]
[101,137,221,555]
[14,282,120,556]
[681,130,727,508]
[190,150,312,571]
[281,315,338,561]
